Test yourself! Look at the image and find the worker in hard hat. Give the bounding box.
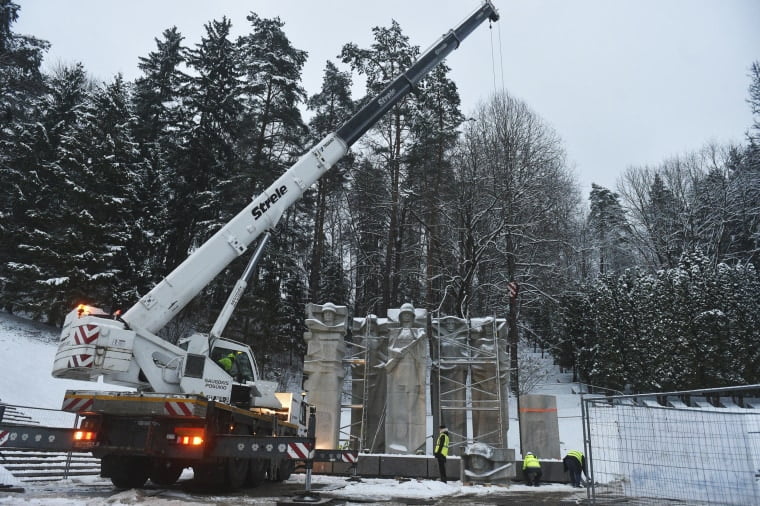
[522,451,542,486]
[217,352,237,372]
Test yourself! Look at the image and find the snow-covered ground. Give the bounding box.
[0,311,587,504]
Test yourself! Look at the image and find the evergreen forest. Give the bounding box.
[1,1,759,392]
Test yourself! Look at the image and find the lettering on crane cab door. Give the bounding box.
[252,185,288,220]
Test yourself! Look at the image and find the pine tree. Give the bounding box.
[0,64,90,322]
[133,27,185,142]
[724,146,760,269]
[232,13,309,365]
[404,63,462,311]
[237,13,308,188]
[718,262,760,384]
[179,16,243,253]
[588,184,635,274]
[349,158,389,315]
[51,75,146,317]
[0,0,49,308]
[131,26,186,292]
[643,174,684,268]
[341,20,418,313]
[305,60,353,304]
[0,0,49,126]
[157,17,246,335]
[691,168,732,266]
[722,64,760,269]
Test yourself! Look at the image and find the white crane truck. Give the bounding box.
[0,1,499,490]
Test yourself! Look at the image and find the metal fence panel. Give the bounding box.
[583,385,760,506]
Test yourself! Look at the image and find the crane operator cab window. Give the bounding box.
[212,348,255,383]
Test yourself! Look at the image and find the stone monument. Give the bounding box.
[462,442,515,485]
[433,315,469,454]
[350,314,389,452]
[303,302,347,449]
[382,303,428,454]
[519,394,561,459]
[470,317,509,445]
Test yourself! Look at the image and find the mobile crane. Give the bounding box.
[1,1,499,490]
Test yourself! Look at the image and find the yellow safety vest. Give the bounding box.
[218,354,235,371]
[523,454,541,469]
[434,432,450,457]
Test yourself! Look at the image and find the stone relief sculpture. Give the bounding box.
[470,317,509,445]
[382,303,428,454]
[303,302,347,449]
[433,315,469,454]
[462,442,515,485]
[350,314,389,452]
[313,301,510,456]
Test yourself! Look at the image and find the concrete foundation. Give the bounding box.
[308,455,571,485]
[514,460,568,484]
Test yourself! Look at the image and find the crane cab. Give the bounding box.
[178,334,281,409]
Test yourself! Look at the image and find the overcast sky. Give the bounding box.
[14,0,759,197]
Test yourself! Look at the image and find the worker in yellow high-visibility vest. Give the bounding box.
[563,450,589,487]
[522,451,542,486]
[433,425,450,483]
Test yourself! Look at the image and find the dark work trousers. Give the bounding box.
[525,468,542,486]
[435,453,447,483]
[564,456,582,486]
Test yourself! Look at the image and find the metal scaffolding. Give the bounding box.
[433,316,509,453]
[342,314,509,455]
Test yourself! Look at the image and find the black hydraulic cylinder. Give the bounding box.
[335,1,499,148]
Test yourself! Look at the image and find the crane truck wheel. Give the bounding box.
[246,458,267,487]
[149,459,184,486]
[106,455,150,489]
[270,458,294,482]
[222,423,251,489]
[224,455,249,490]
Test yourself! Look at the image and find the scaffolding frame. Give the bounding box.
[340,335,369,451]
[434,316,508,451]
[340,314,509,454]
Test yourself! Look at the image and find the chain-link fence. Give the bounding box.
[582,385,760,505]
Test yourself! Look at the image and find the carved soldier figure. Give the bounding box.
[383,303,427,454]
[470,317,497,444]
[351,314,389,452]
[304,302,348,449]
[434,315,469,452]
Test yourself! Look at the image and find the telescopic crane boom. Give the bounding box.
[121,1,499,337]
[53,2,499,400]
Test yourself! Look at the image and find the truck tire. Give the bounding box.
[224,456,249,490]
[246,458,267,487]
[149,460,184,486]
[271,458,294,482]
[222,423,251,489]
[108,456,150,489]
[191,462,222,488]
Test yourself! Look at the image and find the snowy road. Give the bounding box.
[0,313,590,504]
[0,473,590,505]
